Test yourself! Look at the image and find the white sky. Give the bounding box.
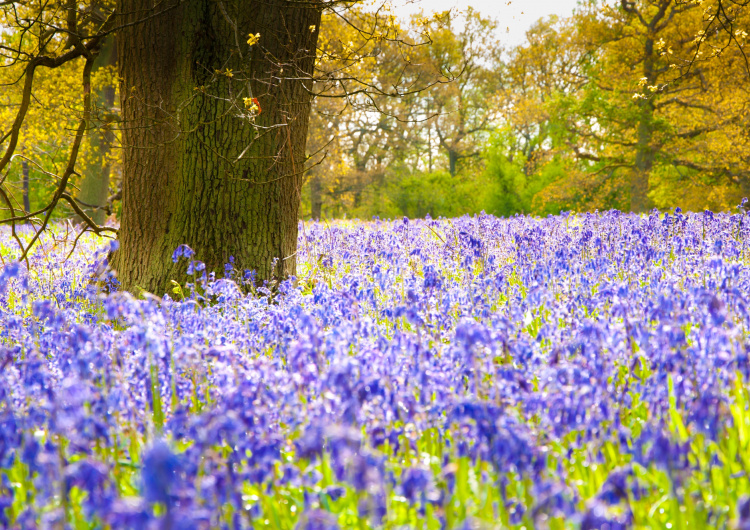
[388,0,582,47]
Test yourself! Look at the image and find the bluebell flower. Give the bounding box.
[295,509,340,529]
[0,261,21,294]
[172,244,195,263]
[0,412,21,468]
[400,467,434,504]
[322,485,346,501]
[224,256,235,278]
[142,440,180,505]
[530,480,577,521]
[296,425,325,461]
[65,459,112,513]
[597,468,631,505]
[580,499,630,530]
[736,496,750,530]
[0,474,13,528]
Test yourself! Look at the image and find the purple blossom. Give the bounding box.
[2,211,750,526]
[142,440,180,506]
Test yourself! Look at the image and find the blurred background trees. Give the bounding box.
[2,0,748,224]
[299,0,750,218]
[0,0,121,245]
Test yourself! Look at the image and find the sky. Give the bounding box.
[388,0,582,47]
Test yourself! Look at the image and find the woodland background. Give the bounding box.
[2,0,748,222]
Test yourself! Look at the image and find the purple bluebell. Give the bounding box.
[142,440,180,506]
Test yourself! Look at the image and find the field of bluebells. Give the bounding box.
[3,209,750,529]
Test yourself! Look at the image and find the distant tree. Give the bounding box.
[302,8,486,219]
[685,0,749,74]
[484,15,587,215]
[76,35,119,225]
[304,8,431,218]
[533,0,749,212]
[416,8,504,176]
[672,0,750,199]
[0,0,118,261]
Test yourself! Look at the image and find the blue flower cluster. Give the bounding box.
[2,209,750,528]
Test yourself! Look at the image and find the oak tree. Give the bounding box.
[0,0,436,293]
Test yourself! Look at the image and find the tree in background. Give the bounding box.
[496,0,749,213]
[592,0,744,211]
[304,7,433,219]
[0,0,118,261]
[484,15,587,216]
[301,7,504,219]
[688,0,749,73]
[416,8,504,177]
[2,0,748,260]
[672,0,750,201]
[0,7,121,227]
[75,35,119,225]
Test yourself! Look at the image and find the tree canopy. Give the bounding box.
[300,0,750,218]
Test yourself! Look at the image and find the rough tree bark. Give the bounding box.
[114,0,321,294]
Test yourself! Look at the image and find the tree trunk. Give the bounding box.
[448,149,458,177]
[427,125,433,173]
[631,36,656,214]
[740,178,750,203]
[310,174,322,220]
[114,0,321,294]
[77,36,117,225]
[22,158,30,214]
[631,115,654,213]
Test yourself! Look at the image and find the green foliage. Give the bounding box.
[301,0,750,220]
[482,129,568,217]
[388,170,495,218]
[0,158,75,221]
[343,170,497,220]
